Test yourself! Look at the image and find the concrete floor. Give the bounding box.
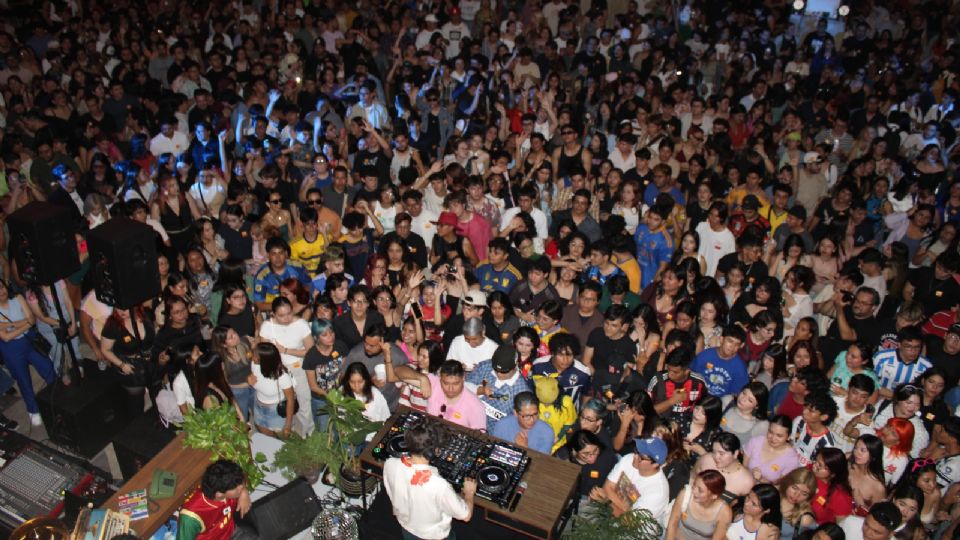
[3,343,123,480]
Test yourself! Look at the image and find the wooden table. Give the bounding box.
[360,407,581,539]
[101,433,212,537]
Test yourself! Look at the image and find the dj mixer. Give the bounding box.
[371,411,531,508]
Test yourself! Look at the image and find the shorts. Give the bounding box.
[253,401,285,431]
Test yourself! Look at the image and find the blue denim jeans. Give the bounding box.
[231,385,255,422]
[312,396,329,432]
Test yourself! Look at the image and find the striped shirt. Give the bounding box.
[790,417,837,466]
[872,349,932,392]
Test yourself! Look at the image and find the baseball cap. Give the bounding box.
[948,323,960,337]
[424,14,438,23]
[449,6,461,15]
[491,345,518,373]
[432,211,458,227]
[802,151,822,164]
[741,194,760,210]
[462,290,487,307]
[633,437,667,465]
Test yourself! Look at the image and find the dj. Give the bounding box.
[395,360,487,430]
[384,420,478,540]
[177,460,253,540]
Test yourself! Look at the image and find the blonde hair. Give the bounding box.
[777,467,817,524]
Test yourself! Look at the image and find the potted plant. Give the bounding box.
[563,503,663,540]
[313,389,383,497]
[181,402,267,488]
[272,431,328,484]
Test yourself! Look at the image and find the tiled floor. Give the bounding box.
[2,343,122,479]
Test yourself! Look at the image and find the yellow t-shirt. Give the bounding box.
[289,234,326,276]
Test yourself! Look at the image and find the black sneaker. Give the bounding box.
[0,414,19,431]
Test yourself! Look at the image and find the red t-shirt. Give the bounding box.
[777,392,805,420]
[811,478,853,524]
[178,488,238,540]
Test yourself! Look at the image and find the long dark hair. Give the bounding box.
[752,483,783,527]
[852,434,886,485]
[817,447,852,496]
[627,389,661,438]
[341,362,374,402]
[255,343,285,379]
[192,353,236,407]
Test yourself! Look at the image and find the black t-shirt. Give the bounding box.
[907,267,960,317]
[102,317,156,360]
[352,149,390,185]
[575,448,618,497]
[302,341,350,397]
[716,253,769,285]
[586,328,637,394]
[826,307,881,349]
[217,220,253,261]
[924,335,960,388]
[218,302,256,339]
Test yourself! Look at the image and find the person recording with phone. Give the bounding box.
[383,419,477,540]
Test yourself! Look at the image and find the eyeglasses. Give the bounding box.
[269,198,282,204]
[910,457,935,473]
[351,298,369,305]
[561,130,576,135]
[580,415,600,423]
[578,447,600,458]
[307,199,322,205]
[314,159,327,164]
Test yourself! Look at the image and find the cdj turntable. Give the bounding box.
[371,411,531,508]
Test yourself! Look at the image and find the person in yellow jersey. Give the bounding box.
[289,207,328,277]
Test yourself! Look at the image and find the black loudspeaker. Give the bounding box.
[241,478,322,540]
[87,218,160,309]
[35,373,138,458]
[113,411,176,479]
[7,202,80,285]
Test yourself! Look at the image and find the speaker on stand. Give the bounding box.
[7,202,82,381]
[86,218,161,310]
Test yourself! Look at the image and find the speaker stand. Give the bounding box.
[49,284,82,383]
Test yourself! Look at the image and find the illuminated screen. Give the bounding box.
[489,444,524,467]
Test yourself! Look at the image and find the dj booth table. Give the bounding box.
[359,407,581,540]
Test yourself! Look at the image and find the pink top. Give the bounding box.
[743,435,801,483]
[457,213,492,261]
[426,374,487,431]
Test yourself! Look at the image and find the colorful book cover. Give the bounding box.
[117,488,149,521]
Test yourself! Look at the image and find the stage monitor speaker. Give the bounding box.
[241,478,321,540]
[87,218,160,309]
[7,202,80,285]
[113,411,176,480]
[35,374,137,458]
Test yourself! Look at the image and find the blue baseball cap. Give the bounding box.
[633,437,667,465]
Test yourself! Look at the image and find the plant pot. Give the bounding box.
[300,468,322,485]
[338,465,379,498]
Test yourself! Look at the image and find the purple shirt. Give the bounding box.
[743,435,801,483]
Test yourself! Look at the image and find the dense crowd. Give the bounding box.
[0,0,959,538]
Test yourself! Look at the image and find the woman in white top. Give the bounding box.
[726,484,782,540]
[340,362,390,441]
[781,266,814,338]
[251,342,296,438]
[612,180,646,235]
[259,297,315,435]
[188,168,228,218]
[171,343,203,415]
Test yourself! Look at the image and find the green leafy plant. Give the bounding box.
[181,402,267,488]
[273,430,328,481]
[563,503,663,540]
[313,389,383,494]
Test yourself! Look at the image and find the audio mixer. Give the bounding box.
[371,411,531,508]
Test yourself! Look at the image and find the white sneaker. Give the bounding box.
[29,413,42,427]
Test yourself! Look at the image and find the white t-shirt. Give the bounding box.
[445,337,498,371]
[696,221,736,277]
[828,395,864,454]
[251,363,293,404]
[259,319,312,369]
[605,454,670,525]
[383,456,470,539]
[360,388,391,423]
[410,208,439,249]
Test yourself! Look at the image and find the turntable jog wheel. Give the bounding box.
[477,465,509,494]
[387,436,408,457]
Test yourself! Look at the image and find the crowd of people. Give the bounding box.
[1,0,960,538]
